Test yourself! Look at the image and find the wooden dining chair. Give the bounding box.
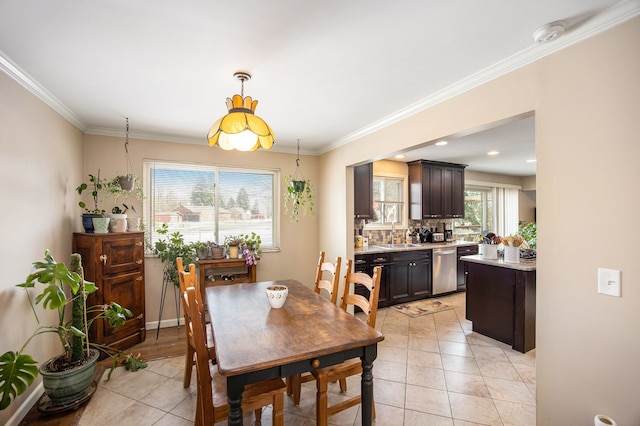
[183,286,286,425]
[176,257,214,388]
[286,251,342,406]
[311,260,382,426]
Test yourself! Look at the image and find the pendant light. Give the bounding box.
[207,72,276,151]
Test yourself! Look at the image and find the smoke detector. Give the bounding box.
[533,21,566,43]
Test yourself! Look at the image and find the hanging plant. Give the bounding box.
[283,139,314,222]
[115,117,138,192]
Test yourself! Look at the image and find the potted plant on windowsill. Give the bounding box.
[239,232,262,265]
[0,250,140,411]
[224,235,243,259]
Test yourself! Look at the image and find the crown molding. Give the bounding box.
[3,0,638,156]
[320,0,640,154]
[0,51,87,131]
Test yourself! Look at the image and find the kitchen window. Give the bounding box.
[368,174,406,228]
[453,182,519,241]
[143,160,278,252]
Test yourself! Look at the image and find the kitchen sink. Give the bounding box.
[372,243,424,249]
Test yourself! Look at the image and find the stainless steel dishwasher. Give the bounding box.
[432,247,457,295]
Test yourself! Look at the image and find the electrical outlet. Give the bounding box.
[598,268,621,297]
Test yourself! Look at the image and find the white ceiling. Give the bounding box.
[1,0,636,175]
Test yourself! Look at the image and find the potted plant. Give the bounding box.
[193,241,211,260]
[284,174,314,222]
[224,235,243,259]
[0,250,138,410]
[239,232,262,265]
[153,223,196,285]
[76,171,108,233]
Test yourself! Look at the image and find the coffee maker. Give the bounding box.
[443,222,453,242]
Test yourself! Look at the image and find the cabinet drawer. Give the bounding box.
[457,245,479,256]
[389,250,431,262]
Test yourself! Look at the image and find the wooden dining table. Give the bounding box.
[205,279,385,425]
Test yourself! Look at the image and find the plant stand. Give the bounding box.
[156,270,181,341]
[37,381,97,414]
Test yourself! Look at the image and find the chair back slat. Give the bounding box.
[340,260,382,328]
[314,251,342,304]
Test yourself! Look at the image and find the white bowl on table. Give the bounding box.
[266,285,288,308]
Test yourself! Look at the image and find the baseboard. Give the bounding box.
[5,382,44,426]
[145,317,184,330]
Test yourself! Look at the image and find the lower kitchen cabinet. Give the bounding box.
[72,232,146,351]
[355,250,431,308]
[387,251,431,304]
[457,244,479,291]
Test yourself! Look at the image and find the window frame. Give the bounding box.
[365,172,408,230]
[143,159,280,255]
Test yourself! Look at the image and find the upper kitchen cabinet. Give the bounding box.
[408,160,466,220]
[354,162,374,219]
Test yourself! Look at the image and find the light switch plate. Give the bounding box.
[598,268,621,297]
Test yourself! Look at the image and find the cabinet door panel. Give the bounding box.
[100,271,145,343]
[354,163,373,219]
[428,165,444,218]
[410,260,431,298]
[442,167,453,218]
[102,238,144,275]
[451,167,465,218]
[388,263,411,303]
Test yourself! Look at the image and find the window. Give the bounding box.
[453,183,519,241]
[143,160,278,252]
[369,174,406,227]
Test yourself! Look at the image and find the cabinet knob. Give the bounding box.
[136,259,143,265]
[136,313,144,320]
[136,241,143,247]
[311,358,320,368]
[99,254,107,265]
[136,276,143,281]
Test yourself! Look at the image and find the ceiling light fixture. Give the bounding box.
[526,159,537,163]
[435,141,448,146]
[207,72,275,151]
[533,21,566,43]
[395,154,405,159]
[487,150,500,156]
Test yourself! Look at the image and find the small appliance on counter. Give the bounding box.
[418,227,431,243]
[443,222,453,242]
[431,232,445,242]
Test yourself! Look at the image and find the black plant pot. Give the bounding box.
[291,180,306,193]
[81,214,103,233]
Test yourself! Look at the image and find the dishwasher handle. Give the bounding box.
[433,250,456,256]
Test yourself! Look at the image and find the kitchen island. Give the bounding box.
[461,254,536,353]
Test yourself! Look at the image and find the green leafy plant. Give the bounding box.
[284,174,314,222]
[76,171,109,215]
[0,250,134,410]
[518,221,537,249]
[153,223,196,285]
[106,175,144,215]
[224,235,243,247]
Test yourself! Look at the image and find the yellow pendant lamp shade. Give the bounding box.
[207,73,275,151]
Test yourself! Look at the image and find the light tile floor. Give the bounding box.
[79,292,536,425]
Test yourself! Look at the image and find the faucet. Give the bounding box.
[391,220,396,243]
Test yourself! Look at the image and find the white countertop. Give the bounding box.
[355,241,479,255]
[460,254,536,271]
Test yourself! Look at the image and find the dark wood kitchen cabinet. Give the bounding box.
[457,244,479,291]
[464,259,536,353]
[356,250,432,308]
[354,162,374,219]
[354,252,389,307]
[72,232,146,350]
[408,160,466,220]
[387,250,431,304]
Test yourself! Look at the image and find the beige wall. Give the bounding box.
[0,72,85,424]
[318,18,640,425]
[83,134,321,327]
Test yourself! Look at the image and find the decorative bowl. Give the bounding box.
[266,285,288,309]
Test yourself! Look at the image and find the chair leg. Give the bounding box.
[183,343,194,388]
[316,377,329,426]
[272,392,284,426]
[290,374,302,406]
[254,408,262,423]
[339,377,347,393]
